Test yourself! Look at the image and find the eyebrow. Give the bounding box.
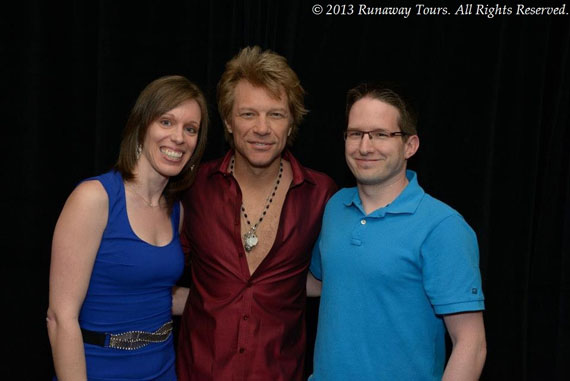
[346,127,391,132]
[237,107,288,112]
[160,113,200,125]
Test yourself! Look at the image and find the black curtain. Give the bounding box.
[4,1,569,379]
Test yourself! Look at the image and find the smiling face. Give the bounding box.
[345,97,418,187]
[226,80,291,170]
[139,99,201,179]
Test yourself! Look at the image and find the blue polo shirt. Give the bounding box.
[309,170,484,381]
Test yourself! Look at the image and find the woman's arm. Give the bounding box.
[47,180,108,381]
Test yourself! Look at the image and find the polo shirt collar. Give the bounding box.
[213,149,315,187]
[343,170,425,216]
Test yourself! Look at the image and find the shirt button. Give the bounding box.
[239,348,245,353]
[361,219,366,225]
[243,315,249,321]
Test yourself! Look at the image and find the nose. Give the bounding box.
[358,133,374,154]
[252,115,270,135]
[171,125,184,144]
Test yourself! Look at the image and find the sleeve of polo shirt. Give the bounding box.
[309,233,323,281]
[421,213,485,315]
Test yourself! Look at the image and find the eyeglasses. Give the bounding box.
[344,129,407,142]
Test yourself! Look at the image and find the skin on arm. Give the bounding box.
[442,311,487,381]
[306,272,322,297]
[179,202,185,235]
[46,181,108,381]
[172,202,190,316]
[172,286,190,315]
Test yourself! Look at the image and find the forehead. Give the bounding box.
[164,99,201,121]
[233,80,288,109]
[348,97,400,129]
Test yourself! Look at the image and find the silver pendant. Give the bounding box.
[244,230,259,252]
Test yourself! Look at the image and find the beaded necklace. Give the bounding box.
[230,157,283,252]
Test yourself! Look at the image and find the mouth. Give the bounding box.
[355,157,379,163]
[160,147,184,160]
[249,141,274,148]
[353,157,382,168]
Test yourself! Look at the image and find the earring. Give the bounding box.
[136,144,142,159]
[287,128,292,137]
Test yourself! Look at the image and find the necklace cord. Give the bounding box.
[230,157,283,251]
[126,184,162,208]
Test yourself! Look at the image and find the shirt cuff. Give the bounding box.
[433,299,485,315]
[308,268,322,281]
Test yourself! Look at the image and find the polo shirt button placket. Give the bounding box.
[350,216,366,246]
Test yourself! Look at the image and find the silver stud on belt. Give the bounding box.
[107,320,174,350]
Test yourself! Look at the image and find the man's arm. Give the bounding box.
[306,272,322,297]
[172,286,190,315]
[173,203,191,316]
[442,311,487,381]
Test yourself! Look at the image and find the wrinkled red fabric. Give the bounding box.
[177,150,336,381]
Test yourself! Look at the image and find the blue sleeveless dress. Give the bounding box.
[77,170,183,380]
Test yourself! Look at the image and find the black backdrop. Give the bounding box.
[4,1,569,379]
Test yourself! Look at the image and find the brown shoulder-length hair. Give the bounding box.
[217,46,307,146]
[115,75,209,212]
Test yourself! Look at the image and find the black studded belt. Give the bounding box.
[81,320,173,350]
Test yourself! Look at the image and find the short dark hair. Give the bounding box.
[346,82,417,137]
[115,75,209,211]
[217,46,307,146]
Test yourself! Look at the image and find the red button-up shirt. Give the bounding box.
[177,150,337,381]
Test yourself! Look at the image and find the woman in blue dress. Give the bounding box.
[47,75,208,380]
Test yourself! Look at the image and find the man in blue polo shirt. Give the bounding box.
[307,83,487,380]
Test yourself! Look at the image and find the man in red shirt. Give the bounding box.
[175,46,337,380]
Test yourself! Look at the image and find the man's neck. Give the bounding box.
[357,171,409,215]
[232,152,283,188]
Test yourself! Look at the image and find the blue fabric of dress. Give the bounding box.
[73,170,183,380]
